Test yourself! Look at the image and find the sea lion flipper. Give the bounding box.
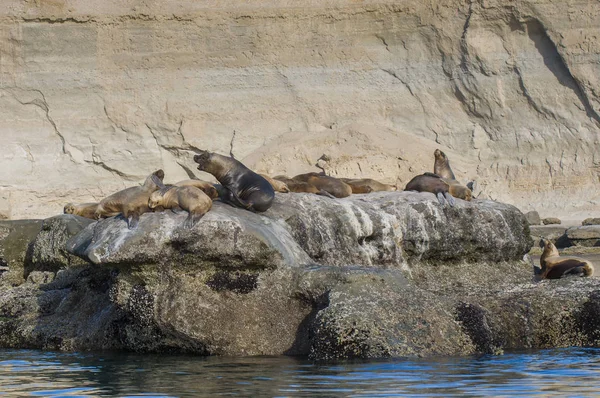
[436,192,446,205]
[444,192,456,207]
[317,190,336,199]
[127,213,140,229]
[183,213,203,229]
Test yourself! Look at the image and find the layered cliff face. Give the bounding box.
[1,0,599,219]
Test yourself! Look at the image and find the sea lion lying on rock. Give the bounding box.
[293,172,352,198]
[193,151,274,212]
[404,173,471,206]
[538,239,594,279]
[63,202,102,219]
[173,179,219,199]
[94,169,165,229]
[339,178,397,194]
[273,176,335,198]
[259,174,290,193]
[149,185,212,228]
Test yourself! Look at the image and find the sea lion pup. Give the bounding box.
[63,202,101,219]
[433,149,456,180]
[292,172,352,198]
[404,173,464,206]
[94,169,165,229]
[538,239,594,279]
[193,150,274,212]
[339,178,397,194]
[173,179,219,199]
[259,174,290,193]
[149,185,212,228]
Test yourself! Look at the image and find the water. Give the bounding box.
[1,348,600,397]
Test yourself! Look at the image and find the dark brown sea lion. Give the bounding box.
[173,179,219,199]
[193,151,274,212]
[292,172,352,198]
[339,178,397,194]
[404,173,473,206]
[149,185,212,228]
[434,149,456,180]
[63,202,101,219]
[259,174,290,193]
[539,239,594,279]
[94,169,165,229]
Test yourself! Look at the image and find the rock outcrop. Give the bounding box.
[1,1,600,220]
[3,192,600,360]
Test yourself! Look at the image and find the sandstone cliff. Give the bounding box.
[1,1,599,219]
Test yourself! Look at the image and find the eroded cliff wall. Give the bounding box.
[1,0,599,219]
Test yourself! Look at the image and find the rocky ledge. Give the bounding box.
[2,192,599,360]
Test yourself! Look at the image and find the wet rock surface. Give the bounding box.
[2,193,600,360]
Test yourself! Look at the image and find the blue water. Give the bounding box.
[1,348,600,397]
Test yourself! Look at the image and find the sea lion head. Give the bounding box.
[193,150,212,171]
[63,203,75,214]
[540,239,559,256]
[153,169,165,180]
[434,149,446,160]
[148,190,165,209]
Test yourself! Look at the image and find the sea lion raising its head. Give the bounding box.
[339,178,397,194]
[434,149,456,180]
[193,151,274,212]
[64,202,101,219]
[538,239,594,279]
[94,169,165,229]
[292,172,352,198]
[260,174,290,193]
[149,185,212,228]
[173,179,219,199]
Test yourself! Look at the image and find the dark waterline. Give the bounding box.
[1,348,600,397]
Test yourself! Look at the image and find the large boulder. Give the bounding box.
[6,192,600,360]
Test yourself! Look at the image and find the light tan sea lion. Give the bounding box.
[149,185,212,228]
[434,149,456,180]
[292,172,352,198]
[193,151,274,212]
[339,178,397,194]
[63,202,102,219]
[539,239,594,279]
[173,179,219,199]
[94,169,165,229]
[259,174,290,193]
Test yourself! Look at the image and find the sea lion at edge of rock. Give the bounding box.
[538,239,594,279]
[94,169,165,229]
[173,179,219,199]
[404,173,460,206]
[193,151,275,212]
[149,185,212,228]
[339,178,397,194]
[64,202,103,219]
[292,172,352,198]
[260,174,290,193]
[434,149,456,180]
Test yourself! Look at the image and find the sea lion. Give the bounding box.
[434,149,456,180]
[149,185,212,228]
[193,151,274,212]
[339,178,397,194]
[292,172,352,198]
[538,239,594,279]
[259,174,290,193]
[273,175,334,197]
[63,202,102,219]
[173,179,219,199]
[404,173,472,206]
[94,169,165,229]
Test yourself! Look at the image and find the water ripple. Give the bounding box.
[1,348,600,397]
